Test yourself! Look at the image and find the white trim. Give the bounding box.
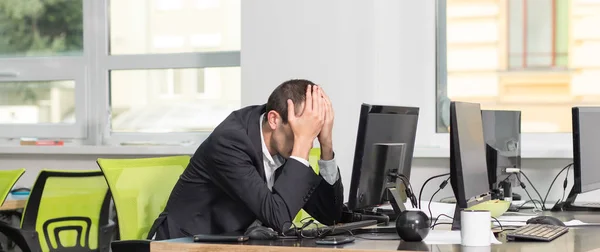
[103,132,210,146]
[102,52,240,70]
[0,145,195,156]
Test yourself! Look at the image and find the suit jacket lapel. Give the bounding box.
[247,105,267,182]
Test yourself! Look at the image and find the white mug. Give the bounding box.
[460,210,491,246]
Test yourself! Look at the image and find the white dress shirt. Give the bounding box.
[259,114,339,191]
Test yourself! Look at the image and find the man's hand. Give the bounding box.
[318,90,334,160]
[288,85,325,160]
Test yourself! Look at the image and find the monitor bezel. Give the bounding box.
[347,103,420,210]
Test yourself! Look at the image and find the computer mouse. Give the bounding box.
[526,216,566,227]
[244,226,278,240]
[10,187,30,196]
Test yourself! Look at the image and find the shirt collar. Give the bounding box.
[259,113,276,165]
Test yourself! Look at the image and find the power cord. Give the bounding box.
[561,165,571,203]
[428,177,451,221]
[389,173,418,208]
[418,173,450,209]
[516,199,544,211]
[515,175,542,211]
[491,216,503,231]
[519,171,546,210]
[431,213,454,229]
[542,163,574,207]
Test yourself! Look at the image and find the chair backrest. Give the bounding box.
[96,156,190,240]
[21,170,111,252]
[0,168,25,206]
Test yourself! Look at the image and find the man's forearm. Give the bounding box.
[320,143,334,160]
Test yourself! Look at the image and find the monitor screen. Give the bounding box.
[481,110,521,189]
[348,104,419,210]
[573,107,600,193]
[450,102,490,206]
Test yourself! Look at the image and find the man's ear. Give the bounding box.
[266,111,280,130]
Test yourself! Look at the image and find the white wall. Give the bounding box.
[1,0,596,206]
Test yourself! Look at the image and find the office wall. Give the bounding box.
[0,0,595,205]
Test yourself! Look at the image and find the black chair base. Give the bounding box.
[111,240,150,252]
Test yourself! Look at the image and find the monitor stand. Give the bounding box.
[451,204,463,230]
[551,185,600,211]
[342,188,406,226]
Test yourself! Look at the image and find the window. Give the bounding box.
[0,0,83,57]
[0,0,240,146]
[437,0,600,135]
[109,67,240,133]
[508,0,569,69]
[102,0,241,144]
[0,0,86,139]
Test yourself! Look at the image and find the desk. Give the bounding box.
[150,212,600,252]
[0,199,26,211]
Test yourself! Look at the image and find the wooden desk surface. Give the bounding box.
[150,211,600,252]
[0,199,26,211]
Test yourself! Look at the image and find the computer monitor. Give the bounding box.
[481,110,522,200]
[347,104,419,216]
[449,101,491,230]
[553,107,600,211]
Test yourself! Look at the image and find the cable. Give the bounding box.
[561,165,571,203]
[427,177,450,222]
[430,222,452,229]
[519,171,546,210]
[516,199,544,211]
[430,213,454,229]
[491,217,503,231]
[515,175,541,211]
[542,163,573,207]
[389,173,418,208]
[428,188,442,222]
[418,173,450,209]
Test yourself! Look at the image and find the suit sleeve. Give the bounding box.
[205,130,322,232]
[303,165,344,225]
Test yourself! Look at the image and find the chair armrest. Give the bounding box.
[98,220,117,252]
[0,222,41,252]
[111,240,150,252]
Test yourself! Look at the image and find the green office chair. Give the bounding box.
[0,170,114,252]
[96,156,189,252]
[0,168,26,251]
[0,168,26,207]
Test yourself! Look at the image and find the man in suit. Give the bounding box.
[151,79,344,239]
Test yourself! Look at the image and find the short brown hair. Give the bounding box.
[266,79,316,123]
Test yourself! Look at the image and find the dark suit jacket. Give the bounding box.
[152,105,344,239]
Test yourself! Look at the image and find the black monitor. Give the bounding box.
[449,101,491,230]
[553,107,600,211]
[347,104,419,216]
[481,110,522,200]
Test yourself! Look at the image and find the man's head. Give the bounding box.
[264,79,315,157]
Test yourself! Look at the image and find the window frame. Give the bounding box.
[432,0,573,158]
[0,0,93,139]
[507,0,568,70]
[90,0,241,146]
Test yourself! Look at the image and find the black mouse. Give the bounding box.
[244,226,278,240]
[526,216,566,227]
[11,187,30,193]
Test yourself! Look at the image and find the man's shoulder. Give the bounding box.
[213,104,265,133]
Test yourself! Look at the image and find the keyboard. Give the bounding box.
[506,224,568,242]
[574,202,600,207]
[290,220,377,238]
